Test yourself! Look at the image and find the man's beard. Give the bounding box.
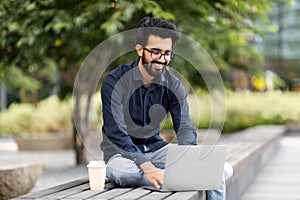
[142,54,167,77]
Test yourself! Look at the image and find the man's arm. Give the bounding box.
[101,75,150,166]
[101,74,165,188]
[167,79,197,145]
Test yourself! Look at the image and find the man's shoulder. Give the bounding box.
[101,59,138,93]
[163,69,181,85]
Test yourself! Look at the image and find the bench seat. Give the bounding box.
[15,177,205,200]
[16,125,286,200]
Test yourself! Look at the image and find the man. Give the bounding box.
[101,17,231,199]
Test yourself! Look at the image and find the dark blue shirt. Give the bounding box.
[100,59,197,166]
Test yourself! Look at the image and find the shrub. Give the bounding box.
[0,103,34,135]
[0,96,72,136]
[163,90,300,133]
[223,91,300,132]
[1,91,299,136]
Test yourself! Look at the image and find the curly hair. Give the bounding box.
[136,17,181,47]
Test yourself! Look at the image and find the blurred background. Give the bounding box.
[1,1,300,199]
[0,0,299,164]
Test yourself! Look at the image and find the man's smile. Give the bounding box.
[152,62,165,70]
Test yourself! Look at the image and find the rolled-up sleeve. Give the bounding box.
[167,78,197,145]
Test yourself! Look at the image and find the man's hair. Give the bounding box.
[136,17,181,47]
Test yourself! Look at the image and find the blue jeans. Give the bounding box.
[106,145,226,200]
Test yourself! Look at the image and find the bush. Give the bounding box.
[1,91,299,136]
[0,96,72,136]
[162,90,300,133]
[222,91,300,132]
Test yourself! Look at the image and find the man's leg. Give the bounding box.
[206,176,226,200]
[107,146,231,200]
[106,145,169,187]
[145,144,169,169]
[106,154,152,187]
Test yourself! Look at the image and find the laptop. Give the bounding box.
[143,144,227,192]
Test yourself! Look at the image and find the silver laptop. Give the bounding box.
[144,144,227,192]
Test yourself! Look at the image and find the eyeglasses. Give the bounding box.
[143,48,175,61]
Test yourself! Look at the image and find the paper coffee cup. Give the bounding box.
[87,160,106,190]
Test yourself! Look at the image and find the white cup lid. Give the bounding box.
[87,160,106,167]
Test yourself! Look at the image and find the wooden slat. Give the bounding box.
[62,189,108,199]
[17,177,89,199]
[112,187,151,200]
[90,188,134,199]
[38,183,89,199]
[138,191,172,200]
[164,191,205,200]
[63,181,116,199]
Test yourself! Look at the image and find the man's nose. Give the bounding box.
[157,54,167,63]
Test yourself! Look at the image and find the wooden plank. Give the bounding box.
[63,181,116,199]
[90,188,134,199]
[38,183,89,199]
[225,142,263,164]
[17,177,89,199]
[62,189,109,200]
[138,191,172,200]
[112,188,151,200]
[164,191,205,200]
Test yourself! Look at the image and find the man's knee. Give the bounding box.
[106,155,145,187]
[107,166,145,187]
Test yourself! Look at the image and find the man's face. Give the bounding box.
[141,35,173,77]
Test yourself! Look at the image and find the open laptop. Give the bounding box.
[143,144,227,192]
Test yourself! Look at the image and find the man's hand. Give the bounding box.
[140,161,164,189]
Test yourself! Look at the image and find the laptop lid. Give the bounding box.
[162,144,227,191]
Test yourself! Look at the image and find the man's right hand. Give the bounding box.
[140,161,164,189]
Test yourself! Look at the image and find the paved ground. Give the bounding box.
[0,133,103,194]
[0,150,88,193]
[27,150,88,193]
[241,132,300,200]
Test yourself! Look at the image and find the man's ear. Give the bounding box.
[135,44,143,57]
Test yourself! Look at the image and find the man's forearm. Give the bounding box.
[140,161,157,173]
[140,161,164,189]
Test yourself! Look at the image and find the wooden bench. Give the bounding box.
[15,177,205,200]
[15,125,286,200]
[220,125,286,199]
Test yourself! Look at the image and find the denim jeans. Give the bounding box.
[106,145,226,200]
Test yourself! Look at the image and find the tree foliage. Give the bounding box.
[0,0,292,165]
[0,0,291,100]
[0,0,171,100]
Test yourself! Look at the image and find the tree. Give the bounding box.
[0,0,174,164]
[0,0,288,164]
[160,0,291,85]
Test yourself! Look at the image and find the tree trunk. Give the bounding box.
[73,119,88,165]
[72,85,89,165]
[72,47,114,165]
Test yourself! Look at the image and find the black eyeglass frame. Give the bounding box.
[143,47,175,61]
